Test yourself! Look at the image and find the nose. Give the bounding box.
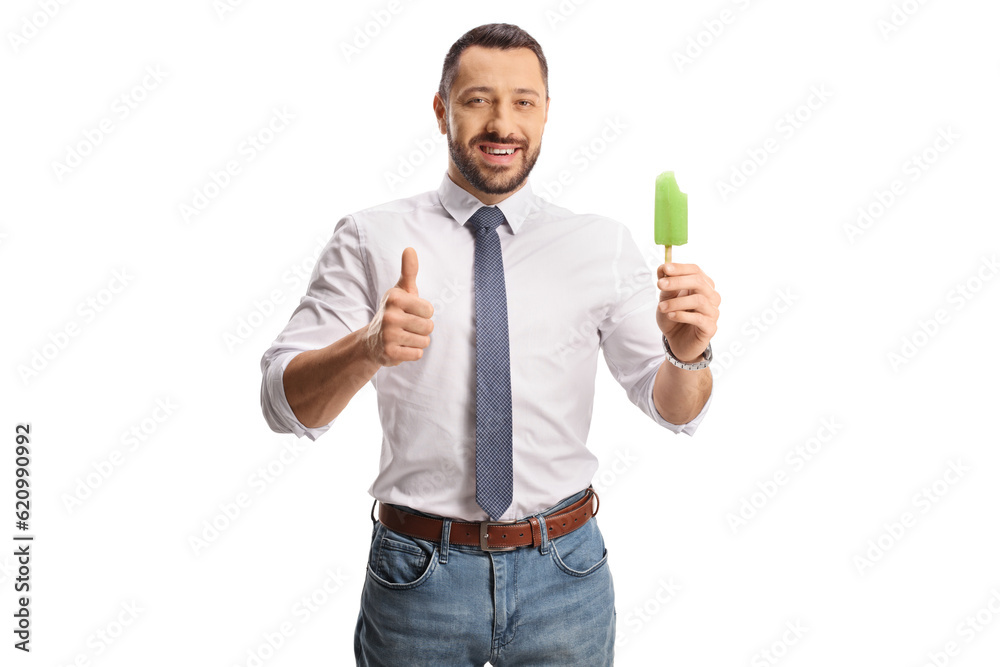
[485,102,516,141]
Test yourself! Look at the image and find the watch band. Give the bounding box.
[662,335,712,371]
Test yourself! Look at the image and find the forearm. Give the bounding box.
[652,357,712,425]
[282,324,382,428]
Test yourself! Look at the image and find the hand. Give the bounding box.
[364,247,434,367]
[655,262,720,363]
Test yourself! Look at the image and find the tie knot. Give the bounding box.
[467,206,506,235]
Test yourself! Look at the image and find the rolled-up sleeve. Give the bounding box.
[598,222,712,436]
[259,214,376,439]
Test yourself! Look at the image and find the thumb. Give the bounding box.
[396,247,419,295]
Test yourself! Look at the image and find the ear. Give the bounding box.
[543,96,550,125]
[433,93,447,134]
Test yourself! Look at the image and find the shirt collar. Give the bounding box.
[436,172,537,234]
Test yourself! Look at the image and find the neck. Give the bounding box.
[446,165,524,206]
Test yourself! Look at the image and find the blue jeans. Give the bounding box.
[354,487,616,665]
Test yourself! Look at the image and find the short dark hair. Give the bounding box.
[438,23,549,104]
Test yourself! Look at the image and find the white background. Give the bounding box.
[3,0,999,665]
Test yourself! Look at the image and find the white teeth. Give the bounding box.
[483,146,516,155]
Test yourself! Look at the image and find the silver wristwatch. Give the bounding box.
[662,335,712,371]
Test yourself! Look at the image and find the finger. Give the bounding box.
[386,343,424,362]
[382,307,432,337]
[666,283,720,309]
[400,312,434,335]
[659,293,718,318]
[393,291,435,319]
[396,247,420,295]
[657,273,718,299]
[386,324,431,349]
[664,309,718,337]
[662,262,701,276]
[657,273,699,292]
[659,263,716,291]
[399,331,432,349]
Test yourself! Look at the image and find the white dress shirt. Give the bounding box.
[260,173,712,521]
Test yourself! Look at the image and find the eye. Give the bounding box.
[517,100,533,107]
[468,97,487,104]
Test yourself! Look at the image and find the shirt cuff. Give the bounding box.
[647,380,713,436]
[261,350,334,441]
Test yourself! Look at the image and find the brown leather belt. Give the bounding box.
[375,486,600,552]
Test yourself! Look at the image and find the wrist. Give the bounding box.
[356,324,384,370]
[662,334,712,370]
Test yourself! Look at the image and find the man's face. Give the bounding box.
[434,45,549,199]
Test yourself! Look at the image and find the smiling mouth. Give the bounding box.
[479,145,519,156]
[477,143,522,165]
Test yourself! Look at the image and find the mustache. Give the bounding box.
[470,133,526,148]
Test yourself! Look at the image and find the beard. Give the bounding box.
[447,126,541,195]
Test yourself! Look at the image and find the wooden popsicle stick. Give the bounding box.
[665,245,672,265]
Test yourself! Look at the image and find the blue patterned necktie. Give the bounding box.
[467,205,513,520]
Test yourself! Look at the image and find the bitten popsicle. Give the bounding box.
[654,171,687,264]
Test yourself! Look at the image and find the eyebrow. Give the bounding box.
[459,86,541,98]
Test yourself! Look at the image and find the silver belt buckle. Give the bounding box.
[479,519,519,552]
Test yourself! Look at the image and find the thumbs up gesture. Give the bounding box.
[364,247,435,367]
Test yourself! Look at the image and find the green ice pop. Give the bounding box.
[654,171,687,264]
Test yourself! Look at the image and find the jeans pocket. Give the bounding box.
[549,518,608,577]
[367,524,439,590]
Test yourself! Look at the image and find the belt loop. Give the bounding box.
[537,514,550,555]
[439,518,452,563]
[527,516,542,548]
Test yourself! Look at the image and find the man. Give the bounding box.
[259,22,719,666]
